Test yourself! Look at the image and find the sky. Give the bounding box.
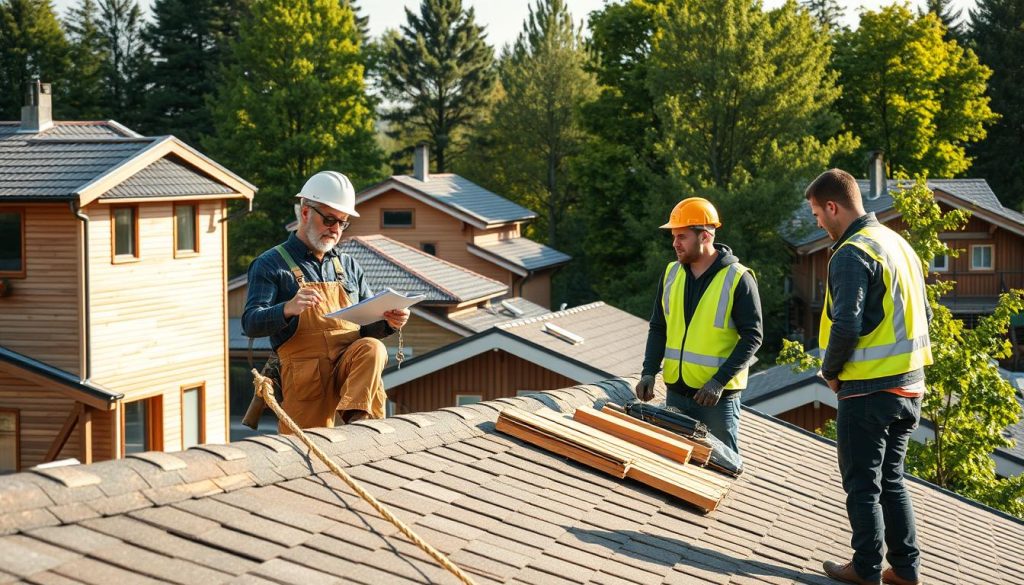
[52,0,980,49]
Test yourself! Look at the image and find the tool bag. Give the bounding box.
[622,401,744,477]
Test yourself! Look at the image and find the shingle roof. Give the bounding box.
[0,120,139,139]
[470,237,572,272]
[103,156,236,198]
[338,235,507,304]
[496,302,649,378]
[0,377,1020,584]
[783,179,1022,248]
[387,174,537,226]
[449,298,552,333]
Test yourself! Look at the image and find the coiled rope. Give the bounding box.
[250,369,477,585]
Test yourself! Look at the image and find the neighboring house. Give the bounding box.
[0,376,1021,584]
[291,144,571,308]
[0,82,255,470]
[384,301,650,414]
[785,156,1024,341]
[742,361,1024,479]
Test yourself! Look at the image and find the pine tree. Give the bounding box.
[206,0,382,275]
[920,0,964,39]
[0,0,69,119]
[97,0,147,123]
[967,0,1024,210]
[800,0,844,31]
[63,0,108,119]
[379,0,496,172]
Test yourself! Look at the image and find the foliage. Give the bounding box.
[800,0,844,31]
[62,0,107,119]
[97,0,148,124]
[967,0,1024,211]
[378,0,496,172]
[833,4,997,178]
[919,0,964,39]
[0,0,69,119]
[206,0,383,276]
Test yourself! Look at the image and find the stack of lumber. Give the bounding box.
[496,404,733,513]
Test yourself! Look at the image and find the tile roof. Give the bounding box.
[338,235,507,304]
[496,302,649,378]
[783,179,1022,248]
[103,156,237,198]
[0,377,1021,584]
[449,298,552,333]
[387,174,537,226]
[0,120,139,139]
[470,237,572,272]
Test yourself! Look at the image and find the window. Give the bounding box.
[174,204,198,256]
[111,206,139,261]
[181,384,205,449]
[420,242,437,256]
[382,209,414,228]
[455,394,482,406]
[970,245,993,271]
[0,410,19,473]
[122,396,162,455]
[0,210,25,277]
[929,254,949,272]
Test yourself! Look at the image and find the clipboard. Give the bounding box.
[325,288,425,326]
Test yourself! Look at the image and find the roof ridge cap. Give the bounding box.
[497,301,605,329]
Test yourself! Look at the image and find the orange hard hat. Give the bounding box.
[660,197,722,229]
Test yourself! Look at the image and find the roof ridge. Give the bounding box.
[496,301,606,330]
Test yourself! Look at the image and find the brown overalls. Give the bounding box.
[274,245,387,434]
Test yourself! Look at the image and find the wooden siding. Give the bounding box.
[379,312,464,362]
[85,201,228,450]
[387,350,577,415]
[0,204,81,374]
[520,271,553,309]
[775,402,837,435]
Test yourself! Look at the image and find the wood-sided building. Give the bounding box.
[0,82,254,471]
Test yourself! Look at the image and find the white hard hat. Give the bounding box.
[295,171,360,217]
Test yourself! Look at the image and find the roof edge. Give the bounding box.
[0,345,122,410]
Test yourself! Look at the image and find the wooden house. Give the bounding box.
[0,82,254,471]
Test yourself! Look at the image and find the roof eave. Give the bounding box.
[0,346,122,410]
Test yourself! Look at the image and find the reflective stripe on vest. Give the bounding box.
[819,225,933,380]
[661,262,750,389]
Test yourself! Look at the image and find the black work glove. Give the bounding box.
[694,379,724,407]
[634,374,656,402]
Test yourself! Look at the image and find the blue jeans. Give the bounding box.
[836,392,921,582]
[666,391,742,463]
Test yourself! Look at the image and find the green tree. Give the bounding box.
[206,0,382,275]
[63,0,108,119]
[0,0,68,119]
[967,0,1024,211]
[833,4,996,178]
[919,0,964,39]
[800,0,844,31]
[378,0,496,172]
[779,179,1024,519]
[97,0,147,122]
[140,0,248,143]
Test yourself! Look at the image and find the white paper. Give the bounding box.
[325,288,425,326]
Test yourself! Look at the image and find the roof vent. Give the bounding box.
[19,79,53,134]
[500,299,524,316]
[543,322,584,345]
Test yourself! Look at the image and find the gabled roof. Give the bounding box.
[0,121,254,205]
[0,377,1020,584]
[357,174,536,229]
[468,237,572,275]
[784,178,1023,251]
[0,345,122,410]
[449,297,551,333]
[339,235,507,305]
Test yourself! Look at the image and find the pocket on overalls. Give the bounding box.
[285,357,324,402]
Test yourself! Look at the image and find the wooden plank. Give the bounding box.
[600,404,713,465]
[495,413,628,478]
[573,407,692,466]
[45,403,83,462]
[626,465,722,513]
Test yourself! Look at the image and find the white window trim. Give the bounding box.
[970,244,994,271]
[929,254,949,273]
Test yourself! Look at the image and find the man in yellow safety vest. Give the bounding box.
[635,197,763,464]
[809,169,932,585]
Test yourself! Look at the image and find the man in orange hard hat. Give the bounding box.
[635,197,763,462]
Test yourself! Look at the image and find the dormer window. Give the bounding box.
[0,209,25,277]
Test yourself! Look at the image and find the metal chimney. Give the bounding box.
[867,150,886,201]
[19,80,53,134]
[413,142,429,182]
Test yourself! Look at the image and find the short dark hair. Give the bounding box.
[805,168,861,210]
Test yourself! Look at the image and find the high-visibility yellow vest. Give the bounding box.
[662,261,751,389]
[819,225,933,380]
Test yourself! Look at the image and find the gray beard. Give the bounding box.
[304,222,336,254]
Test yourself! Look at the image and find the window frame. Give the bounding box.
[455,394,482,407]
[969,244,994,271]
[180,383,206,450]
[0,208,26,278]
[381,209,415,229]
[110,205,140,263]
[120,395,163,456]
[173,203,200,258]
[929,254,949,273]
[0,408,21,473]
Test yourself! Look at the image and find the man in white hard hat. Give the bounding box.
[243,171,409,433]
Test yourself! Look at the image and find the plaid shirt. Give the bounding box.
[241,233,393,350]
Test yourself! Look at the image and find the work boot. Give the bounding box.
[882,568,921,585]
[823,560,881,585]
